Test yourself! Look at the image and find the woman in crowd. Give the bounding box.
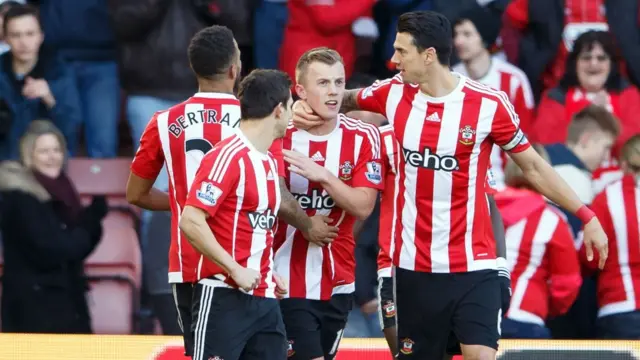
[533,31,640,159]
[0,120,106,333]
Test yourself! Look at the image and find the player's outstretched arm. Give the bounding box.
[509,147,608,269]
[126,172,170,211]
[278,177,338,246]
[179,205,260,291]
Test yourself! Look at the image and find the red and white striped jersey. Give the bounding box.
[452,57,535,190]
[274,115,383,300]
[185,133,281,298]
[377,124,401,278]
[357,73,531,273]
[504,204,582,325]
[130,92,284,283]
[580,175,640,317]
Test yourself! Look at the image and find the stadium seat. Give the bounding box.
[87,278,136,334]
[66,158,133,197]
[86,225,141,287]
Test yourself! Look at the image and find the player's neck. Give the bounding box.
[239,119,275,154]
[418,66,460,98]
[463,51,492,80]
[197,79,235,95]
[306,116,337,136]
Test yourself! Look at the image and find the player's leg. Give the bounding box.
[279,298,325,360]
[451,270,501,360]
[239,298,288,360]
[376,276,397,355]
[395,267,454,359]
[191,285,254,360]
[320,294,353,360]
[172,283,195,356]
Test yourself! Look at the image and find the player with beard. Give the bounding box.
[274,47,383,360]
[126,26,335,357]
[292,11,608,360]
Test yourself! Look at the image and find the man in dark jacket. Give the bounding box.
[0,4,81,160]
[29,0,120,158]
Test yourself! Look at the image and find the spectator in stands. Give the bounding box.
[580,135,640,339]
[32,0,120,158]
[0,0,23,54]
[254,0,288,70]
[533,31,640,161]
[503,0,640,97]
[0,4,81,160]
[495,144,582,339]
[279,0,376,85]
[452,6,534,190]
[0,120,106,334]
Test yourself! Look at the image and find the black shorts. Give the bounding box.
[172,283,195,356]
[395,267,501,359]
[377,276,396,330]
[191,284,287,360]
[280,294,353,360]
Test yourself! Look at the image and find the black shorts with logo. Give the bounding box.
[280,294,353,360]
[191,284,287,360]
[395,267,501,358]
[377,276,396,330]
[172,283,195,356]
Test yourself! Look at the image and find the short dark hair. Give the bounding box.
[567,105,620,143]
[187,25,237,79]
[621,134,640,164]
[2,4,40,34]
[238,69,292,120]
[397,11,452,66]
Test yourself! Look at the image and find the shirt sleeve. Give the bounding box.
[130,114,165,179]
[268,138,286,177]
[356,77,396,115]
[185,149,239,218]
[489,93,531,154]
[352,126,385,190]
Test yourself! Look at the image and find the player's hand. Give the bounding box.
[230,266,261,292]
[497,257,511,316]
[274,273,288,299]
[583,217,609,269]
[283,149,330,183]
[292,100,324,130]
[360,299,378,315]
[304,215,339,246]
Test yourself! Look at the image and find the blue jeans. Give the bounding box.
[70,61,120,158]
[501,318,551,339]
[127,95,175,249]
[253,1,288,69]
[344,307,382,338]
[597,311,640,339]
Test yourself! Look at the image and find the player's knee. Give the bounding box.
[460,344,497,360]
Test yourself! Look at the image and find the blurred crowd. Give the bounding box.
[0,0,639,342]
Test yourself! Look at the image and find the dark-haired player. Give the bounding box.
[293,10,608,360]
[180,69,293,360]
[126,26,334,357]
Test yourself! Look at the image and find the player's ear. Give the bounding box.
[295,83,306,100]
[273,102,284,119]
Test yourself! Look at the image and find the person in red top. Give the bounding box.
[495,144,582,339]
[293,11,608,360]
[579,135,640,339]
[278,0,376,86]
[126,26,334,358]
[532,31,640,160]
[274,47,383,360]
[178,69,292,360]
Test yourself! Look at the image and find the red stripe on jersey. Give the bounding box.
[377,125,401,277]
[131,93,241,283]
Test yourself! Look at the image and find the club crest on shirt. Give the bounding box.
[365,161,382,185]
[383,300,396,317]
[196,182,223,206]
[339,161,353,181]
[400,338,414,355]
[459,125,476,146]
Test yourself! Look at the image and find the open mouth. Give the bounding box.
[325,100,338,107]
